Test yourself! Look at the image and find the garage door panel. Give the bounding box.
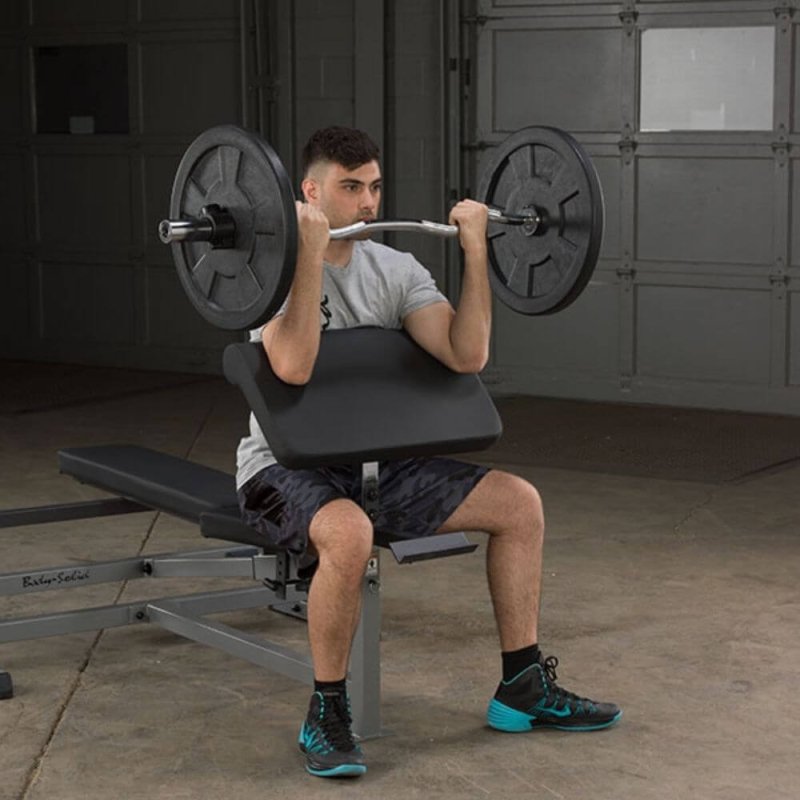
[636,285,771,384]
[790,290,800,386]
[483,26,623,133]
[495,281,619,374]
[637,157,774,265]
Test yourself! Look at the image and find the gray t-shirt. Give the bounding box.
[235,239,448,488]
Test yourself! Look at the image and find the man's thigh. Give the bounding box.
[375,457,489,537]
[436,469,541,534]
[238,464,358,558]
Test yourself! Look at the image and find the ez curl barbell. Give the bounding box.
[158,125,604,330]
[159,205,541,246]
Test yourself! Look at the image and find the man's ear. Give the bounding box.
[301,177,318,203]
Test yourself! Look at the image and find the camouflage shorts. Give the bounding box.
[237,457,489,566]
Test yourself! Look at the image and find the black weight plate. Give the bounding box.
[477,126,604,316]
[169,125,297,331]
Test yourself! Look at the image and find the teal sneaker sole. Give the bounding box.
[487,698,622,732]
[299,740,366,778]
[306,763,367,778]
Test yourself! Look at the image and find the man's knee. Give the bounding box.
[309,498,374,571]
[488,471,544,534]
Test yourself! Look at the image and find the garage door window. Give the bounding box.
[640,27,774,131]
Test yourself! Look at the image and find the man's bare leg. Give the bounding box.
[437,470,544,650]
[299,498,371,778]
[438,468,622,732]
[307,498,373,680]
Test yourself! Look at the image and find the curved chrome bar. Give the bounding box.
[330,209,539,240]
[330,219,460,240]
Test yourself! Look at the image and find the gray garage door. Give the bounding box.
[465,0,799,415]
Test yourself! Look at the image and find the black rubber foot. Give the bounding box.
[0,670,13,700]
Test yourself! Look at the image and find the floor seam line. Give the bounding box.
[18,629,104,800]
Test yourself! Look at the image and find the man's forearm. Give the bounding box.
[449,244,492,372]
[264,252,324,384]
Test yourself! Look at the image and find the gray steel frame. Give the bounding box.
[0,501,385,739]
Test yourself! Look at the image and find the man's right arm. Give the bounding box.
[261,202,329,385]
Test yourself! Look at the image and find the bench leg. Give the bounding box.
[349,551,382,740]
[0,669,12,700]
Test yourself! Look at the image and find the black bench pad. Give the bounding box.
[199,507,279,547]
[58,445,243,525]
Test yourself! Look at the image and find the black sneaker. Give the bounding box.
[298,690,366,778]
[487,654,622,732]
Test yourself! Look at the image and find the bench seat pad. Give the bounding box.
[58,445,242,524]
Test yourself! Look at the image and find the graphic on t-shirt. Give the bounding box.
[321,295,331,330]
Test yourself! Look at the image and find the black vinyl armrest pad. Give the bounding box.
[224,328,502,469]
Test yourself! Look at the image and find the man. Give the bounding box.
[236,126,620,779]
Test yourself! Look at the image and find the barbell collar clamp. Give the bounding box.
[158,204,235,248]
[487,206,541,230]
[158,218,213,245]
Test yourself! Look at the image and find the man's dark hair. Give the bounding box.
[302,126,380,175]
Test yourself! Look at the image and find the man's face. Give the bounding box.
[305,160,382,230]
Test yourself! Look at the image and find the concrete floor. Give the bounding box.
[1,364,799,800]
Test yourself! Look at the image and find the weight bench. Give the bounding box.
[0,328,502,739]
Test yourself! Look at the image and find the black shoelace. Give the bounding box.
[540,655,593,710]
[320,694,357,752]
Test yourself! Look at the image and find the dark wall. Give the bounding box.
[0,0,451,373]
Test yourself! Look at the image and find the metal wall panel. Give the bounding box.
[0,259,30,342]
[40,261,137,344]
[794,25,800,133]
[481,23,624,133]
[31,0,128,26]
[146,267,235,351]
[295,57,355,100]
[479,1,625,15]
[790,290,800,386]
[595,155,621,259]
[636,285,772,383]
[0,47,23,134]
[140,39,241,135]
[0,2,22,29]
[494,281,620,375]
[142,154,183,251]
[791,159,800,266]
[138,0,239,23]
[386,2,445,285]
[292,0,357,175]
[637,156,774,265]
[0,153,28,245]
[37,154,132,247]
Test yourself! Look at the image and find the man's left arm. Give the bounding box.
[403,199,491,373]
